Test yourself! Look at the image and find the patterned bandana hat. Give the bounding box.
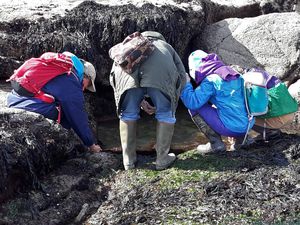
[188,50,208,80]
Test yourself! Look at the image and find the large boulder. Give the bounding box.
[0,107,80,202]
[0,0,206,82]
[1,0,282,83]
[0,82,101,202]
[194,12,300,82]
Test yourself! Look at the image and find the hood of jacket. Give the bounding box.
[194,53,240,85]
[141,31,166,42]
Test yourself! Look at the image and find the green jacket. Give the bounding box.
[110,31,186,116]
[258,83,298,118]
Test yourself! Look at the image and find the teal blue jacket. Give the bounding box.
[181,74,254,133]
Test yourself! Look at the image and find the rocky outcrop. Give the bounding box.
[1,1,298,109]
[0,151,120,225]
[194,12,300,82]
[0,82,102,202]
[0,1,206,82]
[0,0,299,209]
[2,0,292,83]
[0,106,80,202]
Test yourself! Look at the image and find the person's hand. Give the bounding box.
[140,99,156,115]
[88,144,102,153]
[185,73,191,83]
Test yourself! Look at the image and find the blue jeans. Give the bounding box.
[120,87,176,124]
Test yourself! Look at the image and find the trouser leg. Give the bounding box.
[252,125,281,141]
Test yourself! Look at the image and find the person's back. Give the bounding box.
[139,35,182,88]
[180,50,254,154]
[202,74,249,133]
[111,31,186,115]
[109,31,186,170]
[244,68,298,141]
[7,52,102,153]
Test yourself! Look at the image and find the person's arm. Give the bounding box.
[61,99,102,152]
[180,78,214,110]
[42,74,102,152]
[172,50,187,90]
[60,97,95,146]
[57,78,97,147]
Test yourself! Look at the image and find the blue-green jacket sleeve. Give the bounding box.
[180,80,214,110]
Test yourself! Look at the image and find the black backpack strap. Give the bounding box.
[10,80,34,97]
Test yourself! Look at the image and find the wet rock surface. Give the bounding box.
[0,82,100,203]
[1,132,299,225]
[87,134,300,225]
[0,152,121,225]
[0,106,81,203]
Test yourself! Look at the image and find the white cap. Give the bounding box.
[83,61,96,92]
[62,51,74,57]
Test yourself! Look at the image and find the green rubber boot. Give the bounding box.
[120,120,137,170]
[155,122,176,170]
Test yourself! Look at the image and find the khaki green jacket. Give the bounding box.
[110,32,186,116]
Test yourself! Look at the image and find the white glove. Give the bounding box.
[140,99,156,115]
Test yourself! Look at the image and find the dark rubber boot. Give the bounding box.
[192,115,226,154]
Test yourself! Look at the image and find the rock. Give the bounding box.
[194,12,300,81]
[288,79,300,103]
[0,147,120,225]
[0,82,100,202]
[75,203,89,223]
[0,1,206,82]
[0,106,80,202]
[259,0,296,14]
[1,1,298,118]
[210,0,296,14]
